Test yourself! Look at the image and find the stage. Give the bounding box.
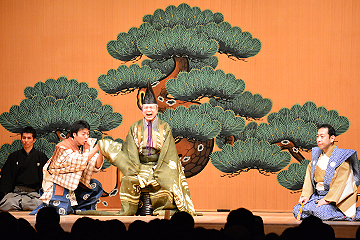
[10,211,360,239]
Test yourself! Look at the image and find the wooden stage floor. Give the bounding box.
[10,211,360,239]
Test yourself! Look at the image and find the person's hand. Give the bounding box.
[93,144,100,152]
[87,138,97,148]
[95,145,104,169]
[87,143,100,162]
[316,198,330,207]
[137,175,146,188]
[298,196,309,205]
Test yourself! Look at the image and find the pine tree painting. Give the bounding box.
[98,3,350,190]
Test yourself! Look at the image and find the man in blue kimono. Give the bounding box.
[293,124,360,220]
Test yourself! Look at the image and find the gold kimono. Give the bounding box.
[99,118,195,216]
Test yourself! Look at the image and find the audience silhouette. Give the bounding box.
[35,206,69,240]
[18,217,37,240]
[224,207,265,240]
[0,207,358,240]
[0,211,19,239]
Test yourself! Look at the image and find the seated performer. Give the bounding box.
[99,81,195,216]
[293,124,360,220]
[0,126,48,211]
[30,120,104,215]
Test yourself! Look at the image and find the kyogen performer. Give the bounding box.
[293,124,360,220]
[98,81,195,216]
[31,120,104,215]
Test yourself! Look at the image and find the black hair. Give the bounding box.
[70,120,90,138]
[21,126,36,139]
[318,124,336,137]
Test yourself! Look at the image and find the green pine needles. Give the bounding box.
[137,25,219,60]
[142,4,224,29]
[158,105,221,141]
[255,119,317,150]
[267,101,350,190]
[158,103,246,142]
[106,3,261,63]
[166,66,245,101]
[267,102,349,136]
[276,160,310,190]
[215,121,259,150]
[107,23,152,61]
[24,77,97,99]
[196,22,261,58]
[141,58,178,76]
[0,140,23,169]
[210,101,350,179]
[210,138,291,175]
[142,55,219,76]
[0,77,123,141]
[256,101,349,150]
[0,77,123,171]
[234,122,259,142]
[98,64,165,95]
[188,103,245,138]
[209,91,272,119]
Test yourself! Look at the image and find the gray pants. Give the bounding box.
[0,186,42,211]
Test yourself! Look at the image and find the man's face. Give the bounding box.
[142,104,158,122]
[316,127,335,152]
[21,132,36,150]
[73,128,89,146]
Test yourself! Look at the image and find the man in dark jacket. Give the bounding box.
[0,126,48,211]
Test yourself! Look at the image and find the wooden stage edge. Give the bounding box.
[10,211,360,239]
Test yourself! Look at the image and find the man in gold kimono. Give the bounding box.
[293,124,360,220]
[99,82,195,216]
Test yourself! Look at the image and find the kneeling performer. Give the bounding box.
[31,120,104,215]
[99,82,195,216]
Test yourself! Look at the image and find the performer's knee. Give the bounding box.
[0,194,21,211]
[89,179,103,196]
[292,204,300,215]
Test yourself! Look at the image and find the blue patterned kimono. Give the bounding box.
[293,146,359,221]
